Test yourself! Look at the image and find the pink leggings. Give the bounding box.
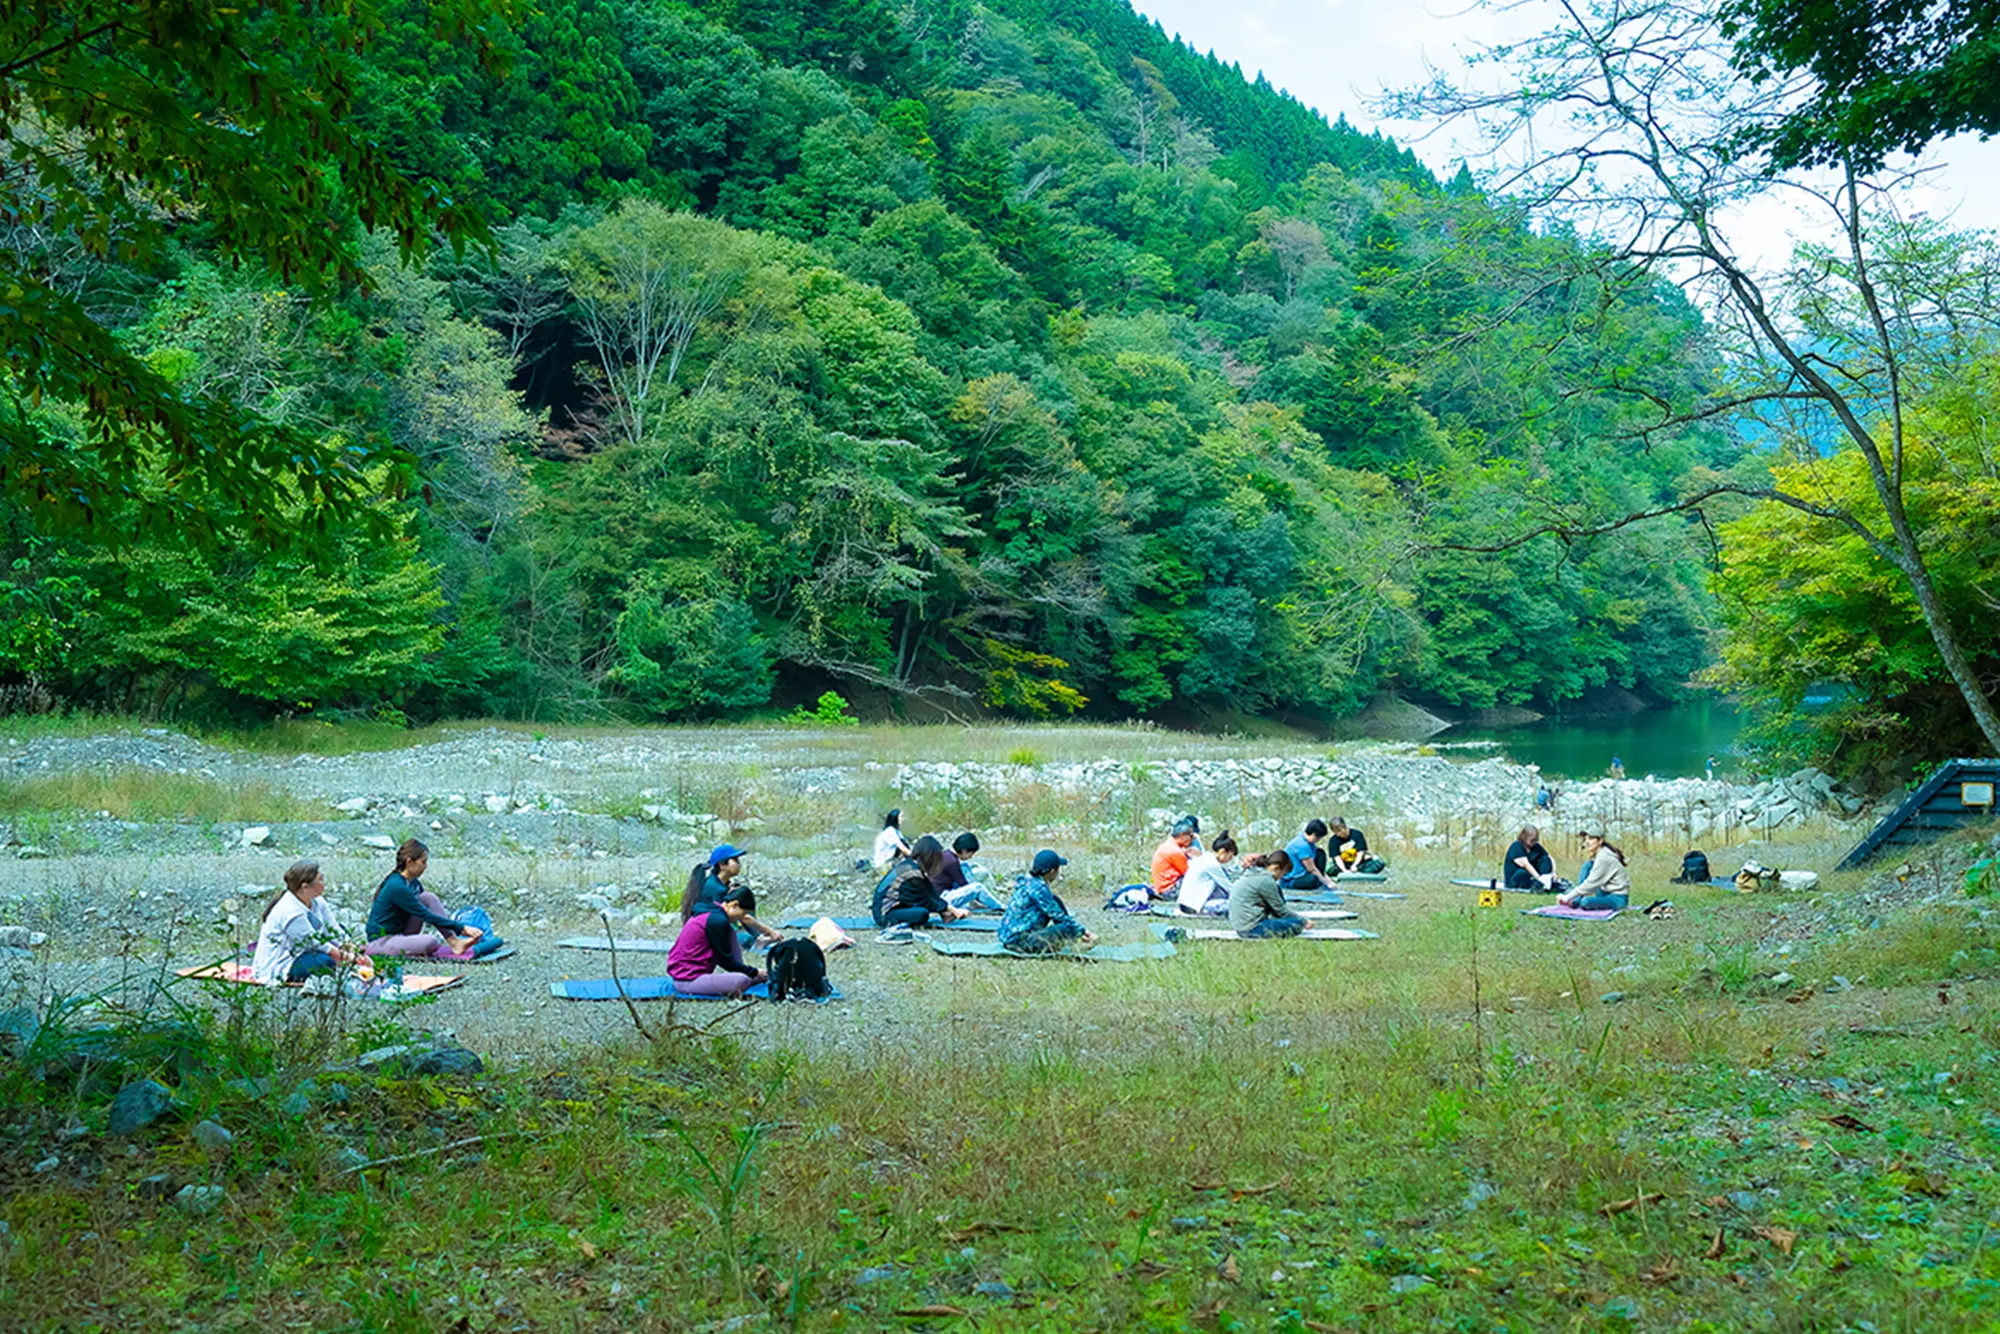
[366,891,454,957]
[672,923,755,995]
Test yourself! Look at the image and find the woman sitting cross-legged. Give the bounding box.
[667,884,768,997]
[874,836,972,929]
[1559,828,1631,911]
[364,839,481,958]
[998,850,1096,954]
[1228,850,1309,938]
[681,844,782,949]
[253,861,370,985]
[1176,830,1240,916]
[926,831,1007,914]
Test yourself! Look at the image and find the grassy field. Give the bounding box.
[1,726,1996,1332]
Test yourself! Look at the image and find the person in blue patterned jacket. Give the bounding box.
[998,850,1096,955]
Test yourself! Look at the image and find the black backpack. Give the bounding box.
[766,937,830,1001]
[1673,850,1711,885]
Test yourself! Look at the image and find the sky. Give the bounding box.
[1133,0,2000,273]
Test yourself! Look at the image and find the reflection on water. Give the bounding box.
[1439,698,1744,782]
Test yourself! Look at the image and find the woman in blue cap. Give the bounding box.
[998,850,1096,954]
[680,844,782,948]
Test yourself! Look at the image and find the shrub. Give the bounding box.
[782,691,859,727]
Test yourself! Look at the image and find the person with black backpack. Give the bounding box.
[766,937,831,1001]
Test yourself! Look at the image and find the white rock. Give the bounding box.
[360,834,395,851]
[333,797,372,814]
[240,826,271,848]
[484,795,509,814]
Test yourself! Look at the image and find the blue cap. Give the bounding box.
[709,844,749,867]
[1031,849,1067,875]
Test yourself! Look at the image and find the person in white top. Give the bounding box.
[1176,830,1240,916]
[251,861,368,986]
[872,809,913,869]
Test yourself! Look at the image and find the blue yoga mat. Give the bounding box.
[549,977,843,1003]
[777,915,998,932]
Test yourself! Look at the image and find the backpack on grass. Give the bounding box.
[767,938,829,1001]
[1672,851,1711,885]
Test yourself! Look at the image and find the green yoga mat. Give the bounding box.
[1149,922,1378,942]
[778,915,998,932]
[927,936,1178,962]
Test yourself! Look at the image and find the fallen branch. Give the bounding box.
[342,1131,537,1175]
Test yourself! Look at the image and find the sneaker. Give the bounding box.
[878,924,916,945]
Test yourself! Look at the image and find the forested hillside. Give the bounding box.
[1,0,1743,725]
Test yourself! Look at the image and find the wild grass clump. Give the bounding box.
[0,769,324,824]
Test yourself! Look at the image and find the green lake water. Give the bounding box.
[1440,698,1745,782]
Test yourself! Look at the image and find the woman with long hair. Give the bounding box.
[364,839,480,958]
[1176,829,1239,917]
[667,883,767,997]
[1228,848,1307,938]
[679,844,781,946]
[253,861,367,985]
[1560,829,1630,911]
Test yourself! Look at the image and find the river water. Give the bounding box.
[1438,698,1745,782]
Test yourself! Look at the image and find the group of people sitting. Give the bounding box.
[1145,815,1377,936]
[1503,823,1631,910]
[250,838,497,986]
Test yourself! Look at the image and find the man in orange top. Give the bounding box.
[1150,816,1200,900]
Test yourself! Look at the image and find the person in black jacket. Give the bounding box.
[364,839,481,957]
[1502,825,1557,890]
[873,836,972,929]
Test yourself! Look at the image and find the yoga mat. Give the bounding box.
[556,937,677,953]
[1151,925,1380,942]
[777,915,999,932]
[1148,903,1355,920]
[549,977,842,1003]
[1334,871,1390,883]
[927,936,1178,962]
[1520,904,1622,920]
[428,945,519,965]
[174,964,465,994]
[1452,879,1558,894]
[1333,889,1406,900]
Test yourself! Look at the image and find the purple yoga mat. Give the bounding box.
[1521,904,1621,920]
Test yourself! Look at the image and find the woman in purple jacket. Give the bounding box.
[667,884,767,996]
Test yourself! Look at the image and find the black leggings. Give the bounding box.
[880,906,931,929]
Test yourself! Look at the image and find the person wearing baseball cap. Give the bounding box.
[1559,826,1630,911]
[998,849,1095,954]
[679,843,781,948]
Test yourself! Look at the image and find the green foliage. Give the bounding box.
[609,581,774,719]
[1715,370,2000,778]
[782,690,860,726]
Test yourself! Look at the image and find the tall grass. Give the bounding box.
[0,768,325,823]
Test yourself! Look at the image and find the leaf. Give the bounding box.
[1127,1259,1172,1280]
[1193,1296,1227,1322]
[1823,1112,1877,1133]
[1752,1225,1798,1257]
[1218,1254,1241,1283]
[1600,1191,1668,1216]
[1230,1179,1286,1199]
[894,1305,970,1319]
[1640,1258,1682,1284]
[1704,1229,1727,1260]
[576,1237,598,1260]
[945,1221,1021,1243]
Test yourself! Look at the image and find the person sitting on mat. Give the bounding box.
[872,809,913,870]
[875,837,972,929]
[1329,818,1371,873]
[1503,825,1557,891]
[921,834,1006,914]
[999,850,1095,954]
[365,840,482,958]
[1279,820,1340,895]
[680,845,782,947]
[253,860,370,985]
[1231,850,1309,938]
[1177,829,1240,916]
[1559,828,1630,910]
[1150,816,1200,901]
[667,884,768,996]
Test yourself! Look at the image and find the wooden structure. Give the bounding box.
[1837,758,2000,869]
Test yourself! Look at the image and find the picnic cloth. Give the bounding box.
[548,977,842,1003]
[1520,904,1622,920]
[926,936,1178,962]
[777,915,998,932]
[1148,924,1380,942]
[175,964,465,995]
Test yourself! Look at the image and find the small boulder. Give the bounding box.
[353,1043,420,1073]
[137,1173,177,1200]
[333,796,373,814]
[484,795,510,814]
[191,1119,235,1158]
[108,1080,176,1136]
[0,926,48,950]
[174,1184,227,1216]
[360,833,395,850]
[240,826,272,848]
[1600,991,1627,1005]
[15,846,50,860]
[413,1047,484,1078]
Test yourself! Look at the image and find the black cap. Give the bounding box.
[1031,849,1067,875]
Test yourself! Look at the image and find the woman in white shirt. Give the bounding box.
[1176,830,1240,916]
[872,809,913,869]
[251,861,367,985]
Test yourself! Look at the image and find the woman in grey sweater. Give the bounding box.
[1228,849,1309,938]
